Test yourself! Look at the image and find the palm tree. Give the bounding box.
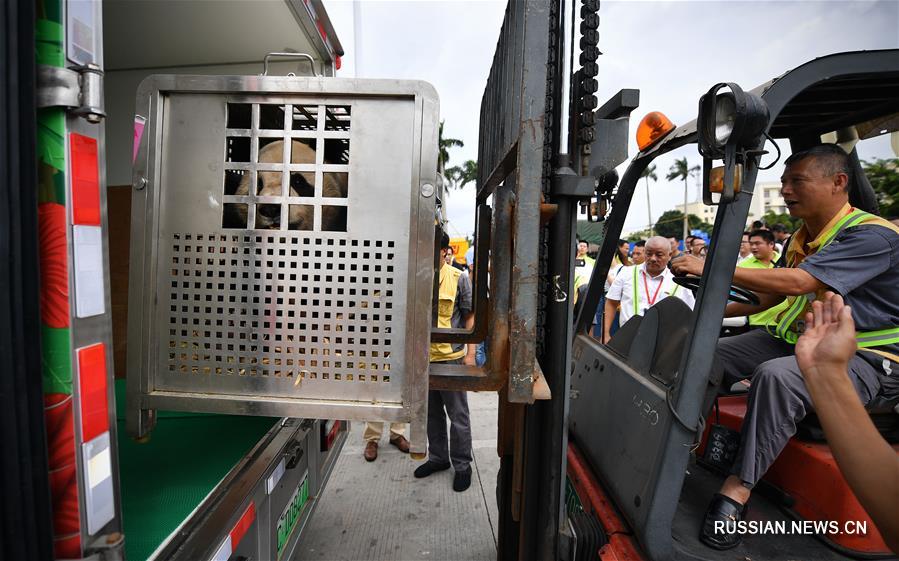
[667,157,700,242]
[445,160,478,190]
[641,164,657,235]
[438,120,464,174]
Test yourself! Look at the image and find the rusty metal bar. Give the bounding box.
[430,203,491,344]
[429,185,513,391]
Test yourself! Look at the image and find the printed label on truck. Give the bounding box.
[277,471,309,559]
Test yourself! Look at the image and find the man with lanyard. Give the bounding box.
[414,229,477,492]
[736,229,787,331]
[671,144,899,550]
[602,236,695,344]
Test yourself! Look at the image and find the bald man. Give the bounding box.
[603,236,695,344]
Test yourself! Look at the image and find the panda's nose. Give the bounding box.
[259,205,280,219]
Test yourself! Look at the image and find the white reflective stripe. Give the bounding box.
[211,537,232,561]
[73,225,106,317]
[267,458,286,494]
[81,431,115,535]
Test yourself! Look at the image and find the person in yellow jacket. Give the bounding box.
[672,144,899,550]
[413,229,477,492]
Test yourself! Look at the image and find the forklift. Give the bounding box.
[566,50,899,560]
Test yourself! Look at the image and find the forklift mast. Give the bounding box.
[472,1,640,559]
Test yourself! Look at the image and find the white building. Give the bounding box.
[755,181,788,216]
[675,181,787,229]
[674,200,717,225]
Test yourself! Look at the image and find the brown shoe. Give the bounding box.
[389,435,410,453]
[364,441,378,462]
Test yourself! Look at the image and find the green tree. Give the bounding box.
[666,157,700,241]
[626,229,652,243]
[641,164,657,235]
[862,157,899,219]
[438,120,464,174]
[446,159,478,190]
[654,210,711,239]
[761,211,801,232]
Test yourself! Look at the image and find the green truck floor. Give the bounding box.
[115,380,276,560]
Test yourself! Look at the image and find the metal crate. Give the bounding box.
[127,75,439,453]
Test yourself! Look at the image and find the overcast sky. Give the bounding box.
[323,0,899,237]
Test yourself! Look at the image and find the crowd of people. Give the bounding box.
[574,219,795,342]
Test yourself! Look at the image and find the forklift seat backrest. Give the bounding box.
[606,315,642,357]
[619,297,693,386]
[606,296,693,385]
[797,392,899,443]
[642,297,692,387]
[847,147,880,215]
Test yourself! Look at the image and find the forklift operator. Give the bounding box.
[671,144,899,550]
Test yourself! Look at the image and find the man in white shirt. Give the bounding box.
[602,236,695,343]
[737,231,752,263]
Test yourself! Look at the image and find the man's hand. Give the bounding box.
[669,254,703,277]
[795,292,857,379]
[463,348,477,367]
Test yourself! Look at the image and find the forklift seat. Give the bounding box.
[797,394,899,443]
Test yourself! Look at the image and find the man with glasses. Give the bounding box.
[737,231,752,263]
[689,236,707,258]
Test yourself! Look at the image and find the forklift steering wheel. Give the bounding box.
[671,275,760,306]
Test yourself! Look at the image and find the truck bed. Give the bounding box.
[114,380,277,560]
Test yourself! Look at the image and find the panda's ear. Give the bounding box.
[290,173,315,197]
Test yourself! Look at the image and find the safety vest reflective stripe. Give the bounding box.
[856,328,899,348]
[632,266,639,317]
[774,209,899,351]
[774,293,814,343]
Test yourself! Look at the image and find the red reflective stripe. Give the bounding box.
[76,343,108,442]
[70,134,101,226]
[326,419,341,449]
[229,502,256,548]
[335,55,342,70]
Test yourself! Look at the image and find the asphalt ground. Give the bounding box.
[293,391,500,561]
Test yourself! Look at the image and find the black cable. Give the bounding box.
[666,385,705,440]
[758,133,782,170]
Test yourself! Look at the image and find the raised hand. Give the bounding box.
[795,292,857,379]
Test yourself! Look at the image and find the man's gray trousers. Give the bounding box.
[427,360,472,472]
[715,330,889,486]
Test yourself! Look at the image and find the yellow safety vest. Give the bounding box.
[430,264,465,362]
[770,208,899,361]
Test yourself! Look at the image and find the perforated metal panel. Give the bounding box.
[127,75,439,453]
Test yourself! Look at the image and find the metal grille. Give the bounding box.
[222,103,351,232]
[163,232,398,387]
